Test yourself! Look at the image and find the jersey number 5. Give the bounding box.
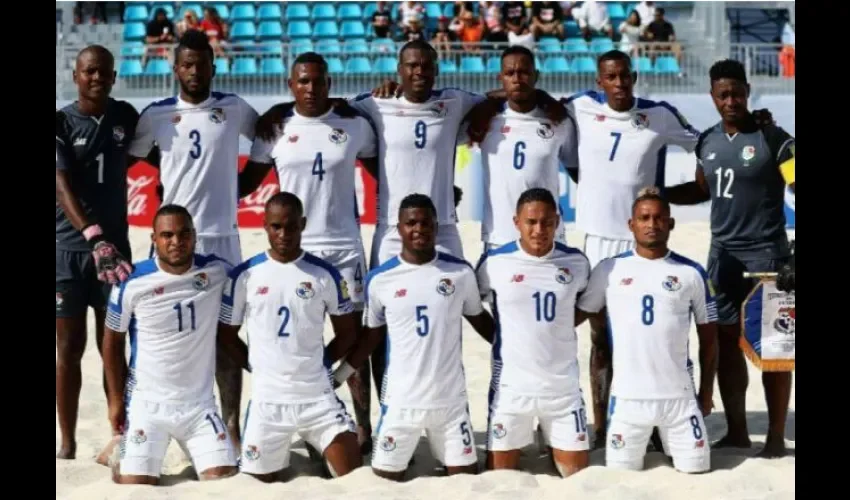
[415,305,429,336]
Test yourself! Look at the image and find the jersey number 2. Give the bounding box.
[278,306,291,338]
[174,301,196,332]
[189,129,202,159]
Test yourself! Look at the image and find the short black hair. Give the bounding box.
[501,45,535,69]
[76,44,114,67]
[292,51,328,74]
[398,193,437,218]
[709,59,748,85]
[266,191,304,216]
[175,29,214,62]
[399,39,438,61]
[516,188,557,213]
[153,204,193,228]
[597,49,632,70]
[631,187,671,214]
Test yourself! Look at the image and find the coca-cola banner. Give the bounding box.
[127,156,377,228]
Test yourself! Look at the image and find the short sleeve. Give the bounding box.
[128,108,156,158]
[557,115,579,170]
[659,102,700,152]
[475,254,493,303]
[771,128,795,185]
[326,269,355,316]
[363,274,385,328]
[348,93,375,116]
[690,265,718,325]
[248,135,276,164]
[462,268,485,316]
[56,112,72,171]
[449,88,487,117]
[456,120,471,146]
[220,268,249,326]
[105,282,135,333]
[238,97,259,141]
[56,141,72,171]
[576,260,613,313]
[357,117,379,159]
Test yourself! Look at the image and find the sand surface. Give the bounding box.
[56,221,795,499]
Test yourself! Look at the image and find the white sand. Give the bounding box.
[56,221,795,499]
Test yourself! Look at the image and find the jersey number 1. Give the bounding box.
[95,153,105,183]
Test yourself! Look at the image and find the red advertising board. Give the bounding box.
[127,156,377,228]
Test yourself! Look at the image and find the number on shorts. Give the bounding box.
[173,300,196,332]
[641,294,654,325]
[609,132,622,161]
[414,120,427,149]
[460,421,472,446]
[189,129,202,159]
[335,413,346,424]
[205,413,225,434]
[312,152,326,181]
[689,415,703,440]
[572,408,588,433]
[415,305,429,336]
[533,291,556,322]
[513,141,526,170]
[354,262,363,287]
[278,306,291,337]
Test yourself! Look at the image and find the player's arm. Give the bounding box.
[333,277,385,385]
[664,132,712,205]
[462,267,495,344]
[217,270,251,372]
[659,102,701,152]
[357,116,380,181]
[127,106,157,165]
[575,262,610,334]
[324,274,359,365]
[772,130,795,192]
[558,115,580,183]
[103,283,134,435]
[471,256,497,344]
[691,268,719,415]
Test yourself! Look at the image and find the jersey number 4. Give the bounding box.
[312,152,326,181]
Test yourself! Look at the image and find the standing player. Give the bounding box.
[576,188,719,474]
[476,188,591,477]
[128,30,259,448]
[333,194,496,481]
[237,53,378,453]
[665,59,796,458]
[217,192,363,481]
[56,45,138,459]
[102,205,238,485]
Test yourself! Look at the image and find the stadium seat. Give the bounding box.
[123,22,146,41]
[338,4,363,21]
[230,4,256,21]
[654,56,681,74]
[443,3,454,17]
[340,21,366,39]
[590,39,615,53]
[634,56,654,73]
[343,39,370,53]
[230,21,257,41]
[257,3,283,21]
[571,56,596,73]
[538,37,562,53]
[291,39,314,56]
[460,56,486,73]
[439,59,458,74]
[315,39,342,55]
[285,3,310,21]
[119,59,143,76]
[260,58,285,75]
[123,4,148,22]
[231,57,258,75]
[148,4,174,20]
[373,56,397,73]
[371,38,397,54]
[313,21,340,39]
[564,21,580,38]
[345,57,372,74]
[327,57,345,73]
[287,21,313,39]
[564,38,589,53]
[214,58,229,75]
[257,21,283,40]
[258,42,284,55]
[144,59,171,75]
[424,2,442,20]
[121,42,145,57]
[486,57,501,73]
[362,3,378,20]
[312,4,337,21]
[210,3,229,20]
[179,3,203,20]
[607,3,626,18]
[543,57,571,73]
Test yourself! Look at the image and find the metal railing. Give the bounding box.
[55,41,795,100]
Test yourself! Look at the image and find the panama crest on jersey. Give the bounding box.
[429,101,448,117]
[555,267,574,284]
[536,122,555,139]
[436,278,455,296]
[329,128,348,144]
[296,281,315,299]
[631,112,649,130]
[193,272,209,291]
[209,107,226,124]
[662,275,682,292]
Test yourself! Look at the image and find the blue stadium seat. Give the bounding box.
[230,21,257,41]
[564,39,589,53]
[210,3,229,20]
[634,56,653,73]
[373,56,396,73]
[538,37,562,53]
[312,4,337,21]
[123,4,148,22]
[371,38,397,53]
[327,57,345,73]
[442,3,454,17]
[486,57,501,73]
[343,39,370,53]
[439,59,458,74]
[338,4,363,21]
[362,3,378,20]
[460,56,486,73]
[260,58,285,75]
[285,3,310,21]
[543,57,571,73]
[257,3,282,21]
[291,39,314,56]
[214,58,229,75]
[123,22,146,41]
[230,4,256,21]
[257,21,283,40]
[340,21,366,39]
[654,56,681,74]
[564,21,580,38]
[607,3,626,18]
[313,21,340,39]
[121,42,145,57]
[258,42,284,55]
[590,39,614,53]
[119,59,143,76]
[179,3,203,20]
[287,21,313,39]
[144,59,171,75]
[231,57,258,75]
[571,56,596,73]
[316,39,342,55]
[148,4,174,20]
[424,2,442,20]
[345,57,372,74]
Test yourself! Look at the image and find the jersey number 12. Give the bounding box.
[714,167,734,199]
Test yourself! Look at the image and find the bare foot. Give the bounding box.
[754,436,787,458]
[713,434,752,449]
[96,435,122,467]
[57,442,76,460]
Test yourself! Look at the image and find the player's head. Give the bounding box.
[398,40,438,99]
[628,187,674,249]
[151,204,196,267]
[709,59,750,124]
[73,45,115,101]
[398,193,438,255]
[514,188,559,256]
[499,45,538,105]
[264,192,306,258]
[174,30,215,99]
[596,50,635,110]
[289,52,331,117]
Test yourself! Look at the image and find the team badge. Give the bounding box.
[210,107,226,124]
[329,128,348,144]
[536,122,555,139]
[296,281,315,299]
[741,145,756,162]
[773,307,795,336]
[112,125,125,142]
[491,423,507,439]
[129,429,147,444]
[436,278,455,296]
[243,445,260,461]
[556,267,574,284]
[193,272,209,291]
[662,275,682,292]
[610,433,625,449]
[429,101,448,117]
[379,436,397,451]
[631,112,649,129]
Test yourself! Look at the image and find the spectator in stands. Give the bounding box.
[371,1,394,39]
[559,1,578,20]
[530,1,565,41]
[398,1,426,30]
[619,10,644,57]
[400,16,428,42]
[176,9,201,39]
[642,7,683,71]
[482,2,508,45]
[432,16,458,58]
[199,7,228,57]
[575,0,614,41]
[145,8,176,64]
[634,1,656,28]
[458,10,486,52]
[502,1,535,49]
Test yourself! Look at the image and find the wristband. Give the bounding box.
[333,361,356,385]
[82,224,105,244]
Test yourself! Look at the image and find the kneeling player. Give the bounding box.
[576,189,718,473]
[476,188,591,476]
[102,205,238,484]
[217,193,362,481]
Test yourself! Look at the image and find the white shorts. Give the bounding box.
[239,395,357,475]
[606,396,710,474]
[149,234,242,267]
[304,244,368,309]
[372,403,478,473]
[487,390,590,452]
[119,397,237,478]
[370,223,464,268]
[583,234,635,268]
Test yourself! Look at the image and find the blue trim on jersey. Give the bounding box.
[613,250,634,260]
[655,144,667,194]
[667,251,717,320]
[475,241,519,272]
[195,253,231,268]
[224,252,269,306]
[210,91,236,101]
[128,315,138,369]
[553,241,584,256]
[436,252,473,270]
[490,290,503,363]
[109,259,159,316]
[353,92,372,102]
[562,90,604,106]
[655,101,701,136]
[139,96,177,117]
[302,252,350,306]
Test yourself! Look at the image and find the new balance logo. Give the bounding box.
[394,289,407,298]
[511,274,524,283]
[256,286,269,295]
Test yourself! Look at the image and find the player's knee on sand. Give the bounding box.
[199,465,239,481]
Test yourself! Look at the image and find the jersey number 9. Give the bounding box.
[414,120,427,149]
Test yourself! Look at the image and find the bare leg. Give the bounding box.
[373,467,405,481]
[487,450,521,470]
[347,314,373,455]
[216,348,242,452]
[323,431,363,477]
[56,314,88,459]
[198,465,239,481]
[551,448,589,477]
[756,371,792,458]
[714,324,752,448]
[445,463,478,476]
[589,316,612,449]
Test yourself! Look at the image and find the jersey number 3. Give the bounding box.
[189,129,202,159]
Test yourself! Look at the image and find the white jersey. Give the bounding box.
[577,250,717,399]
[476,241,591,397]
[248,107,378,250]
[563,91,699,240]
[219,250,354,403]
[349,89,485,226]
[466,105,578,245]
[364,252,484,408]
[129,92,259,237]
[105,254,231,404]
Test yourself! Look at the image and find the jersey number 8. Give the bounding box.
[641,294,654,325]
